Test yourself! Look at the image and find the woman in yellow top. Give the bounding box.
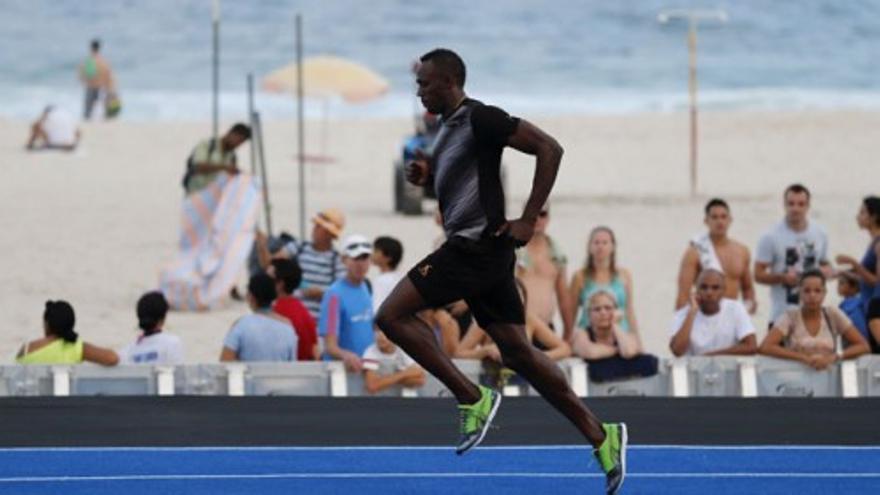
[16,301,118,366]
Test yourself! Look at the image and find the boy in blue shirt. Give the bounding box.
[838,271,868,341]
[319,234,375,371]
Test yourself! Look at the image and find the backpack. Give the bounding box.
[182,138,220,191]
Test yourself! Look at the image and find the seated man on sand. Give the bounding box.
[669,269,757,357]
[220,273,297,362]
[675,198,756,313]
[26,106,80,151]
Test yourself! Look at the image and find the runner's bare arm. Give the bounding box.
[506,119,563,223]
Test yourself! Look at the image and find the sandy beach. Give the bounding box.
[1,109,877,363]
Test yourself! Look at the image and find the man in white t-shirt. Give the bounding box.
[26,106,80,151]
[371,236,404,312]
[669,269,757,356]
[361,329,425,395]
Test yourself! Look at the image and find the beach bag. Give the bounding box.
[105,93,122,118]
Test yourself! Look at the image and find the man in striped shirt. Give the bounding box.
[257,208,346,321]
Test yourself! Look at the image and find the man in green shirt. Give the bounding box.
[183,123,252,194]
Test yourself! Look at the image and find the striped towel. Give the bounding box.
[159,174,262,311]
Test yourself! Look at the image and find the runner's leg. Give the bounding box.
[484,321,606,447]
[375,277,481,404]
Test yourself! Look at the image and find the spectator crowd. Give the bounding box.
[14,186,880,393]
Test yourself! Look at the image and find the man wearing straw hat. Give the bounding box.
[258,208,346,322]
[374,48,626,494]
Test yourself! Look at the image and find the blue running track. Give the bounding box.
[0,445,878,494]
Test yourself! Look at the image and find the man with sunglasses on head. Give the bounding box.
[374,48,627,495]
[319,235,375,372]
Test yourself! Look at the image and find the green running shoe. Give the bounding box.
[455,385,502,455]
[594,422,628,494]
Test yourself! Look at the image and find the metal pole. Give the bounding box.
[253,111,274,237]
[246,73,257,175]
[658,9,727,198]
[212,0,220,142]
[296,13,305,240]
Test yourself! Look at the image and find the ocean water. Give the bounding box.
[1,0,879,120]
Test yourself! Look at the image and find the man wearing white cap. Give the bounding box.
[258,208,347,321]
[319,234,375,371]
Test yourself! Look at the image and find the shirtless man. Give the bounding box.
[675,198,757,313]
[516,204,575,341]
[78,39,114,120]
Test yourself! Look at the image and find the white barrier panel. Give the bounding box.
[670,359,689,398]
[156,366,175,396]
[562,359,588,398]
[226,364,246,397]
[51,366,70,397]
[0,356,877,398]
[739,358,758,398]
[174,365,228,395]
[0,366,54,396]
[68,365,160,396]
[841,360,859,398]
[755,357,840,398]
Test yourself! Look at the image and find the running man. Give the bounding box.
[375,48,626,494]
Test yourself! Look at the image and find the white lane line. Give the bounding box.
[0,445,878,453]
[1,472,879,483]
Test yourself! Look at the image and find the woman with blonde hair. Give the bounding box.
[569,226,639,334]
[572,290,657,382]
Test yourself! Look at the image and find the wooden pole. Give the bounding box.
[658,9,726,198]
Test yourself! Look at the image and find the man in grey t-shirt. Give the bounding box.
[754,184,831,325]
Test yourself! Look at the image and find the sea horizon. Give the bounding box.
[2,0,878,121]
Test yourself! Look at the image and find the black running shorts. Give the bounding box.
[407,235,525,328]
